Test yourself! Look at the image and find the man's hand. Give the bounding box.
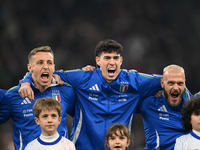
[82,65,95,71]
[52,74,64,85]
[155,91,162,97]
[18,82,34,100]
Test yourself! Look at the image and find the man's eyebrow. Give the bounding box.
[104,56,111,58]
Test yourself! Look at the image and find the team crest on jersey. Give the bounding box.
[52,90,61,102]
[119,82,129,92]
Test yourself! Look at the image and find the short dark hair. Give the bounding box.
[95,39,123,57]
[182,97,200,131]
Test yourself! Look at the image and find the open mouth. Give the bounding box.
[41,72,49,82]
[171,92,179,98]
[114,145,122,148]
[108,68,116,76]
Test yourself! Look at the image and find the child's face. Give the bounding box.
[35,109,61,136]
[107,130,130,150]
[191,112,200,131]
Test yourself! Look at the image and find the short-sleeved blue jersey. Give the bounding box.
[137,90,191,150]
[20,68,162,150]
[0,83,75,150]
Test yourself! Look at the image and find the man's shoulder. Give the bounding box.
[3,86,23,104]
[121,69,137,74]
[0,89,7,94]
[51,83,73,91]
[120,69,154,78]
[6,86,20,96]
[56,69,91,74]
[140,96,164,111]
[143,95,158,102]
[56,69,95,82]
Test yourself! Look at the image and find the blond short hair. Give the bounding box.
[163,64,185,75]
[28,46,54,63]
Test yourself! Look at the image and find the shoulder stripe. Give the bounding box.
[63,83,72,87]
[57,69,82,73]
[7,86,19,92]
[22,72,31,80]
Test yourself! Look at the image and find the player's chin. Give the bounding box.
[170,100,180,107]
[106,78,115,83]
[108,75,117,80]
[41,81,51,86]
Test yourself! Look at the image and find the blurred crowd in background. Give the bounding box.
[1,0,200,149]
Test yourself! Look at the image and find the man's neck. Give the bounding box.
[34,84,50,93]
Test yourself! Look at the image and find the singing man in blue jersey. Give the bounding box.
[137,64,191,150]
[0,46,75,150]
[19,39,163,150]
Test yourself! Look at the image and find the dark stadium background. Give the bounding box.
[1,0,200,149]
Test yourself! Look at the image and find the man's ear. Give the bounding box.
[120,56,123,65]
[27,64,32,72]
[96,56,100,66]
[161,78,164,88]
[34,117,40,125]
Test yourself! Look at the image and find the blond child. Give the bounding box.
[106,123,131,150]
[174,97,200,149]
[25,97,75,150]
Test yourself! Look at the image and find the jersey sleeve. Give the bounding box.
[135,71,162,99]
[0,89,7,103]
[19,72,33,85]
[193,91,200,97]
[143,119,158,149]
[0,92,12,124]
[136,96,153,114]
[137,96,159,149]
[62,83,76,117]
[54,69,90,88]
[19,69,89,89]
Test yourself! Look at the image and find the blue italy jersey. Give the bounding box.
[193,91,200,97]
[0,89,7,103]
[20,68,162,150]
[0,83,75,150]
[137,90,191,150]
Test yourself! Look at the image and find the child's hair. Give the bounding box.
[106,123,131,146]
[182,96,200,131]
[33,97,62,118]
